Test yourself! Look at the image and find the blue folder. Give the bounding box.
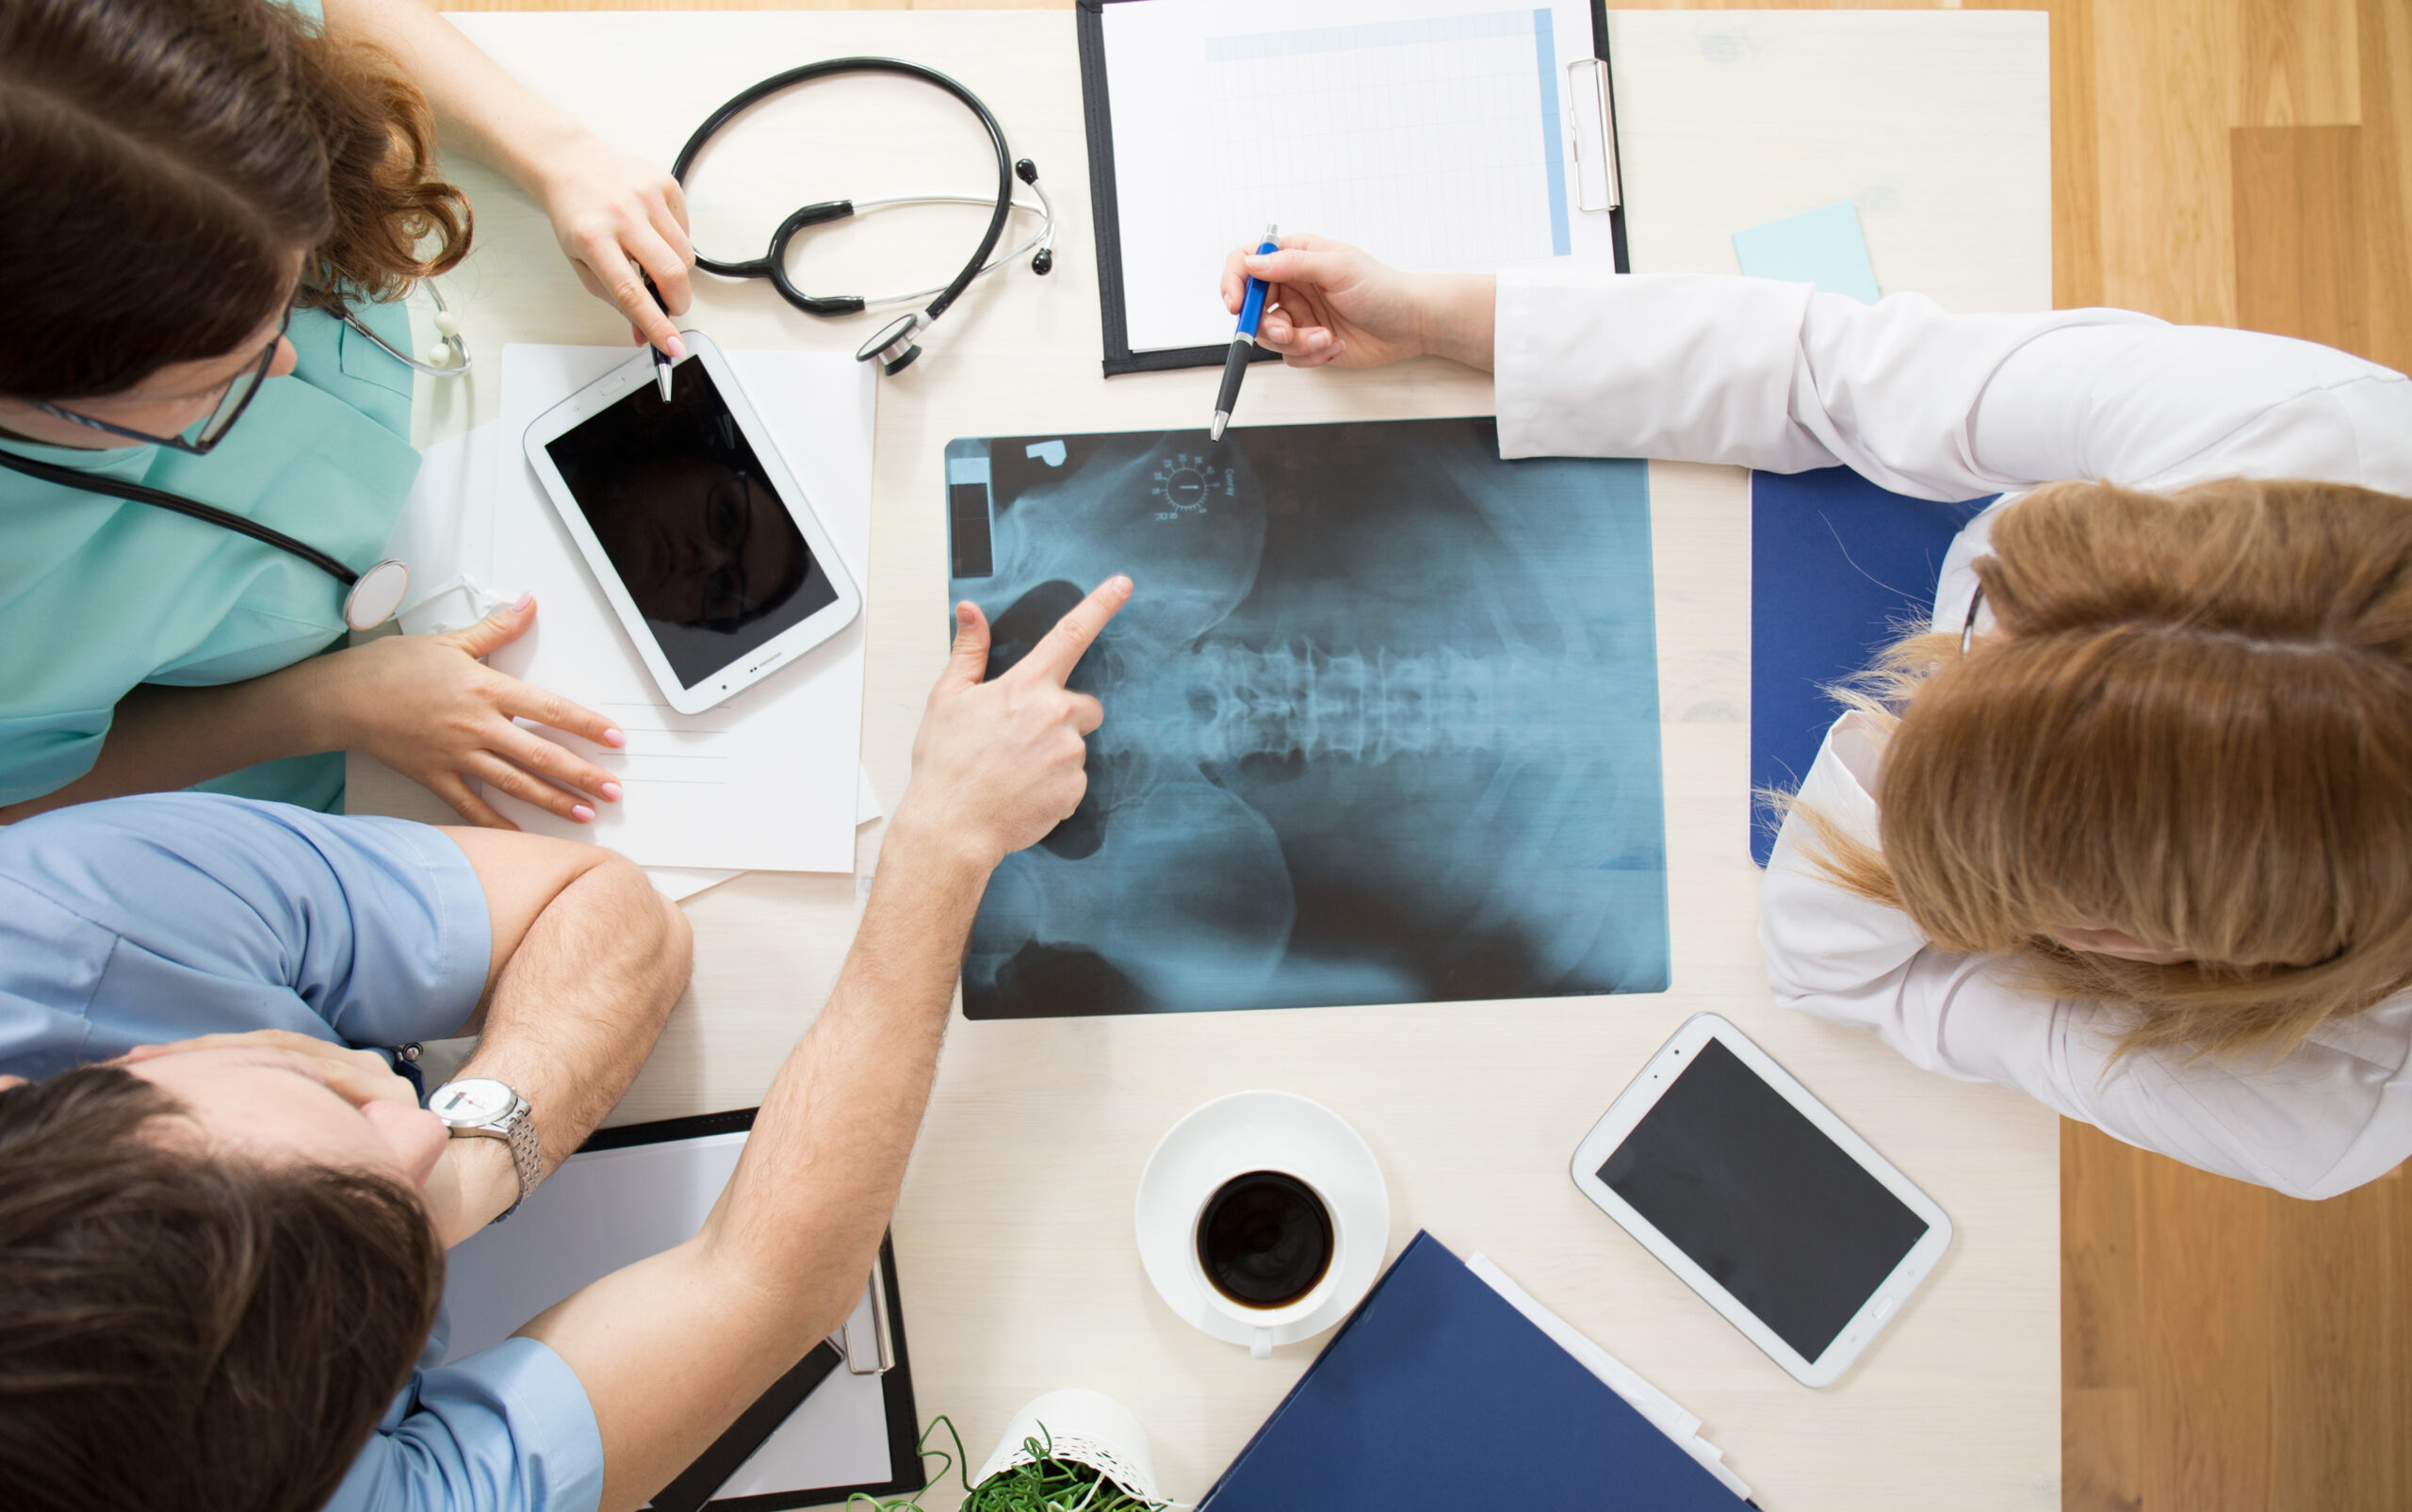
[1749,468,1995,865]
[1195,1231,1748,1511]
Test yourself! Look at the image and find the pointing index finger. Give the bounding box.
[1011,575,1132,686]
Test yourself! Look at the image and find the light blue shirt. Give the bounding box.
[0,795,605,1512]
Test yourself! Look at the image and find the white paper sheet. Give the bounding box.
[487,347,873,871]
[1467,1251,1752,1500]
[392,421,507,637]
[642,768,884,902]
[443,1131,896,1497]
[1102,0,1616,352]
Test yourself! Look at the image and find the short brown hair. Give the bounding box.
[0,1066,444,1512]
[0,0,471,399]
[1793,478,2412,1061]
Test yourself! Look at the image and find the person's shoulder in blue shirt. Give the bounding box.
[0,793,687,1512]
[0,793,491,1079]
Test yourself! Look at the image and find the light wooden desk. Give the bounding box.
[360,10,2059,1506]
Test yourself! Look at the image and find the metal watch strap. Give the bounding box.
[492,1101,542,1223]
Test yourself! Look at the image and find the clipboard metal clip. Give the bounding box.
[1565,57,1622,214]
[837,1256,898,1375]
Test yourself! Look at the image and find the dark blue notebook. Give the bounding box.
[1749,467,1995,865]
[1195,1231,1748,1511]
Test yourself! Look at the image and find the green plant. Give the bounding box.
[849,1417,1171,1512]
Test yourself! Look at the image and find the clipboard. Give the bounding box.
[1075,0,1630,377]
[441,1109,924,1511]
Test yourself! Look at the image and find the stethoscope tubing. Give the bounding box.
[837,191,1055,306]
[0,446,360,584]
[670,57,1023,330]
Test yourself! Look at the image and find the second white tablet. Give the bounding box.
[523,333,860,714]
[1569,1013,1952,1387]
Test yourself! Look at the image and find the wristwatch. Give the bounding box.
[428,1078,542,1223]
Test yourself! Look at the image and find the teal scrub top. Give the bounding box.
[0,298,422,811]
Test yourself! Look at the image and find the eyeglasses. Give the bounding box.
[1960,582,1988,655]
[34,309,291,455]
[699,471,761,631]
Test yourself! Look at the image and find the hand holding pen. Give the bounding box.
[1215,232,1491,372]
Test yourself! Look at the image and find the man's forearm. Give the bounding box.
[704,811,992,1292]
[439,854,692,1234]
[520,808,991,1512]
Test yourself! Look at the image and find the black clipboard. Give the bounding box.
[577,1110,926,1512]
[1074,0,1630,377]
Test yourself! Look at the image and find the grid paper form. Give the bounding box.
[1204,8,1569,270]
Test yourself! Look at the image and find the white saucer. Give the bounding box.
[1133,1090,1390,1353]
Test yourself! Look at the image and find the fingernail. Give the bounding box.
[599,781,624,801]
[513,592,534,612]
[665,334,689,361]
[1114,575,1133,593]
[603,727,627,748]
[571,804,595,823]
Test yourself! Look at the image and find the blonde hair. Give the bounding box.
[1792,478,2412,1060]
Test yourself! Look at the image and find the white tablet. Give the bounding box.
[522,332,861,714]
[1569,1013,1952,1388]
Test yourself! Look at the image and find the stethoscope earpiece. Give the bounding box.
[342,280,472,378]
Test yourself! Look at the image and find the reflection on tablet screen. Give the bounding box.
[546,361,838,689]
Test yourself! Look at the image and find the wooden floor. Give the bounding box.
[436,2,2412,1506]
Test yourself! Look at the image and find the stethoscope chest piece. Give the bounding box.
[345,559,412,632]
[856,313,927,374]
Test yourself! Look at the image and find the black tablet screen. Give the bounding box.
[1595,1037,1930,1361]
[546,361,838,689]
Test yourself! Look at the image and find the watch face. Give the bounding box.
[431,1079,515,1127]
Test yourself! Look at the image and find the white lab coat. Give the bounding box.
[1494,268,2412,1197]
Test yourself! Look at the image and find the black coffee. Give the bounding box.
[1197,1170,1333,1309]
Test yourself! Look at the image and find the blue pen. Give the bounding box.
[1210,222,1279,442]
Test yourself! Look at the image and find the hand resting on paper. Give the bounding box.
[332,593,630,829]
[897,575,1134,869]
[1218,233,1496,372]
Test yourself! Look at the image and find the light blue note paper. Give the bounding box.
[1732,201,1882,303]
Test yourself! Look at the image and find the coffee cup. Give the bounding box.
[1189,1168,1345,1359]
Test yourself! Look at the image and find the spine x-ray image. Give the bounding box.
[944,419,1669,1018]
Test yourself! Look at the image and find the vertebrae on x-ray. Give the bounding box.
[964,431,1649,1014]
[1147,642,1516,766]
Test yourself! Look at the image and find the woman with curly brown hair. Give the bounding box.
[1211,232,2412,1198]
[0,0,697,824]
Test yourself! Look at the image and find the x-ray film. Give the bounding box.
[945,420,1669,1018]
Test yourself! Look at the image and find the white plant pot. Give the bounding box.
[973,1389,1162,1505]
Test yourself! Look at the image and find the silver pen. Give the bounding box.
[642,271,676,400]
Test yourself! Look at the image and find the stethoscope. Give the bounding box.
[0,445,411,630]
[337,280,472,377]
[671,57,1056,374]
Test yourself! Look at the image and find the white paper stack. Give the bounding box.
[1467,1251,1752,1500]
